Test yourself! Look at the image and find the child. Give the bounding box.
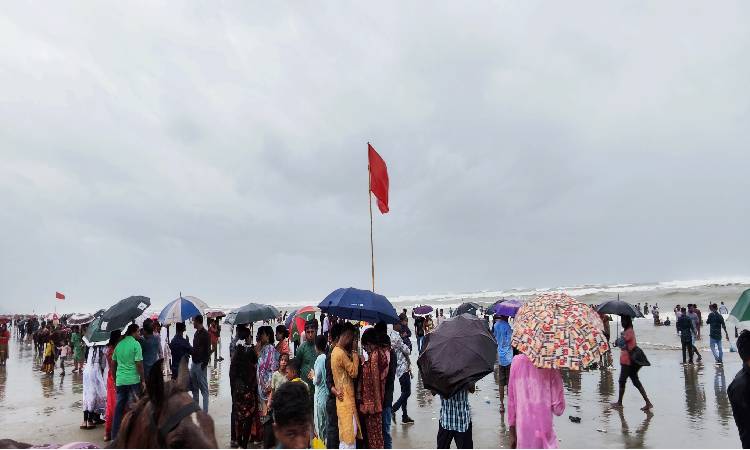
[270,353,289,405]
[42,337,55,374]
[59,340,71,375]
[272,382,314,449]
[286,357,304,384]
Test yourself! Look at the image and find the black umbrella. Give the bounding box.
[417,313,498,397]
[452,302,480,317]
[227,303,279,325]
[84,296,151,345]
[595,299,644,318]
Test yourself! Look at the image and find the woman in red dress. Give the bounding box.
[104,330,122,441]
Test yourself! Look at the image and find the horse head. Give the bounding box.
[112,357,217,449]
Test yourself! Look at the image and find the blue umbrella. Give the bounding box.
[318,287,399,324]
[159,295,207,325]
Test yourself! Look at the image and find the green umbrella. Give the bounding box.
[729,289,750,327]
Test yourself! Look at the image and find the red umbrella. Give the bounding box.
[293,306,317,335]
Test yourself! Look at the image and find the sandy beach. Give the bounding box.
[0,318,743,449]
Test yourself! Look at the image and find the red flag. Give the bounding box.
[368,143,389,214]
[55,291,65,300]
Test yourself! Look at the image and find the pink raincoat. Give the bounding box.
[508,353,566,449]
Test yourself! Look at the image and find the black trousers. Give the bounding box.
[618,364,644,390]
[437,422,473,449]
[681,340,694,363]
[325,395,339,449]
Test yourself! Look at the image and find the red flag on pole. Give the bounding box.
[55,291,65,300]
[368,143,389,214]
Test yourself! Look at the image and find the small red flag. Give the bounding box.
[55,291,65,300]
[368,143,389,214]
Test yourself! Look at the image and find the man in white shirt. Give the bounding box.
[389,322,414,424]
[719,302,730,315]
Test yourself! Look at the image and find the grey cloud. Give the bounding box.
[1,1,750,313]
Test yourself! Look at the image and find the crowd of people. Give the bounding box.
[2,299,750,449]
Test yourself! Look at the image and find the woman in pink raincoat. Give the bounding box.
[508,353,566,449]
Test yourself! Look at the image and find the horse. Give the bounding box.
[112,357,217,448]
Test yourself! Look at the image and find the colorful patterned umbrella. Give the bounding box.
[511,292,609,370]
[290,306,317,338]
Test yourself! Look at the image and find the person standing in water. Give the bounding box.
[706,303,730,364]
[611,315,653,411]
[508,352,565,449]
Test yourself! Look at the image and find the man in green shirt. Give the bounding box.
[111,324,145,440]
[296,319,318,394]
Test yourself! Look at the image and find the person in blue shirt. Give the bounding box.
[493,315,513,414]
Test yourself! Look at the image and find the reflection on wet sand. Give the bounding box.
[615,408,653,449]
[683,364,706,425]
[714,365,732,427]
[0,367,6,402]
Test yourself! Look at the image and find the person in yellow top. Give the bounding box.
[331,323,361,449]
[42,337,56,374]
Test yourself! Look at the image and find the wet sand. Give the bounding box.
[0,325,742,448]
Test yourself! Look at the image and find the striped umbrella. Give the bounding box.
[159,295,208,325]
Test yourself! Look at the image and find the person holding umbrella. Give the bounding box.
[331,323,362,449]
[437,384,475,449]
[611,315,653,411]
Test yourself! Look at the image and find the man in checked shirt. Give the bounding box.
[436,384,475,449]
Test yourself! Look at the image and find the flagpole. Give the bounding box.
[368,142,376,293]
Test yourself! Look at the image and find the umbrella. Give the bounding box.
[417,313,498,397]
[46,313,59,321]
[84,295,151,346]
[595,299,644,318]
[729,288,750,328]
[205,309,226,319]
[413,305,433,315]
[224,310,238,325]
[318,287,399,324]
[227,303,279,325]
[511,292,609,370]
[67,313,95,326]
[453,302,479,317]
[159,295,207,325]
[491,299,523,317]
[290,306,317,336]
[285,309,298,329]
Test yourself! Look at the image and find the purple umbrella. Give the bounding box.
[413,305,433,315]
[491,299,523,317]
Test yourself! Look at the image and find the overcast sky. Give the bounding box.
[2,1,749,313]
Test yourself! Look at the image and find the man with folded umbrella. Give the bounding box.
[436,384,475,449]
